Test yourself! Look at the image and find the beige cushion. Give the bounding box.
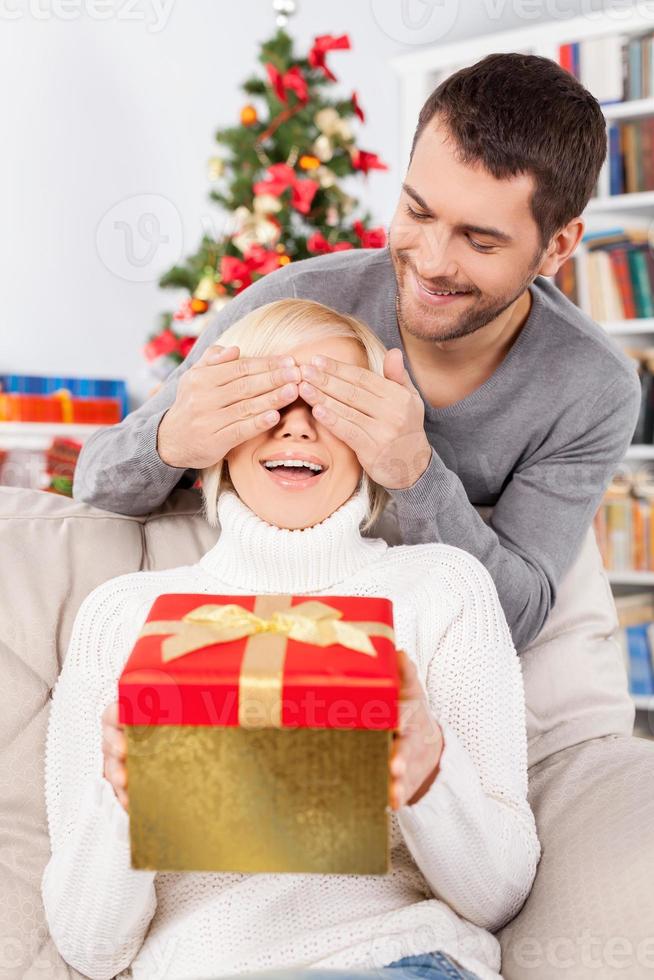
[472,504,635,767]
[1,486,652,980]
[499,733,654,980]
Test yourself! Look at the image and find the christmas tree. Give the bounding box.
[143,8,389,380]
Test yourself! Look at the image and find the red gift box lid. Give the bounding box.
[118,593,399,730]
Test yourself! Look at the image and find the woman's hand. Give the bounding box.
[101,701,129,813]
[389,649,444,810]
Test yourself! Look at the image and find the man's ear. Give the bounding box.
[536,217,584,277]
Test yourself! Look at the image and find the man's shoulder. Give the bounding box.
[268,245,395,310]
[531,275,639,391]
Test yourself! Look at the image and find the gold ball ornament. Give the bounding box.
[193,275,220,303]
[316,165,337,188]
[313,135,334,163]
[241,104,258,126]
[314,108,352,142]
[299,154,321,171]
[207,156,225,181]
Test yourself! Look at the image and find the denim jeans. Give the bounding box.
[218,949,481,979]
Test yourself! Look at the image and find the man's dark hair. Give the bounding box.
[410,52,607,250]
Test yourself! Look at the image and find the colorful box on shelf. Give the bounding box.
[0,390,121,424]
[118,592,399,876]
[0,374,128,420]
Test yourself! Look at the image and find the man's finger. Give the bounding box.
[211,407,288,453]
[197,343,240,366]
[299,370,382,420]
[303,355,388,398]
[383,348,416,391]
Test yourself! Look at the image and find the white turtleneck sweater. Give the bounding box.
[42,488,540,980]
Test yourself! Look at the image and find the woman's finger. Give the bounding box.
[101,701,120,726]
[102,725,127,760]
[107,756,128,789]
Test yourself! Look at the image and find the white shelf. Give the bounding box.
[603,97,654,121]
[608,571,654,586]
[0,421,108,451]
[602,318,654,335]
[633,694,654,710]
[390,8,654,177]
[625,445,654,460]
[586,191,654,213]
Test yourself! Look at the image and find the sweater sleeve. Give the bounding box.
[41,581,157,980]
[388,368,640,651]
[395,547,541,933]
[72,269,298,516]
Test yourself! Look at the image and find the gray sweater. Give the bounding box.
[73,246,641,651]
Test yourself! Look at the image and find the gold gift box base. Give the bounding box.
[126,725,392,875]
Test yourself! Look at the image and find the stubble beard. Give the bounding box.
[393,251,542,343]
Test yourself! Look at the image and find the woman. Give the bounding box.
[41,299,540,980]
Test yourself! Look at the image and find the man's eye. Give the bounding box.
[469,238,495,252]
[403,204,430,221]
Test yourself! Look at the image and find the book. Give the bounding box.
[625,623,654,695]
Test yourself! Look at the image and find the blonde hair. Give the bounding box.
[200,297,391,534]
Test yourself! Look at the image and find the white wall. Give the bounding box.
[2,0,619,406]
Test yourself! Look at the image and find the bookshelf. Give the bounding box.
[0,421,110,493]
[390,5,654,708]
[0,421,106,451]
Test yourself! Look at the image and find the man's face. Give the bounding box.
[389,117,546,343]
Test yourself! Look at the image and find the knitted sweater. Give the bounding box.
[42,488,541,980]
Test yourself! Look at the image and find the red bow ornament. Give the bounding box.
[253,163,319,216]
[351,149,389,175]
[221,244,282,294]
[308,34,351,82]
[307,233,354,255]
[353,221,387,249]
[265,63,309,104]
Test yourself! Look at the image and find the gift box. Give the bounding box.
[118,593,399,875]
[0,390,122,423]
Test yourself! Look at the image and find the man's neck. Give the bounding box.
[397,286,534,410]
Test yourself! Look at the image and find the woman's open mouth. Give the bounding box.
[260,457,327,491]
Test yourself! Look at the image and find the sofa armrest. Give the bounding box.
[497,733,654,980]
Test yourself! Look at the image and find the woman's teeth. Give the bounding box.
[263,460,323,473]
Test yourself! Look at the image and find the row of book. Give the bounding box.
[0,374,128,424]
[608,117,654,195]
[615,593,654,696]
[555,229,654,322]
[0,437,82,496]
[631,347,654,445]
[559,31,654,105]
[594,474,654,572]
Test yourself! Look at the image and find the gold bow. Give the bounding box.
[138,596,395,728]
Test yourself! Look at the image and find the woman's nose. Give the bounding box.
[274,397,317,437]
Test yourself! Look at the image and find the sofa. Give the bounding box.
[1,484,653,980]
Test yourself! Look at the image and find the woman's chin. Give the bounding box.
[260,466,328,494]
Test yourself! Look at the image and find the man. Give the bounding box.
[74,52,640,653]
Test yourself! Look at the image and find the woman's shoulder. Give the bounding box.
[74,564,205,630]
[382,540,498,593]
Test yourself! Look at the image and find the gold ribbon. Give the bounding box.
[54,388,74,423]
[139,595,395,729]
